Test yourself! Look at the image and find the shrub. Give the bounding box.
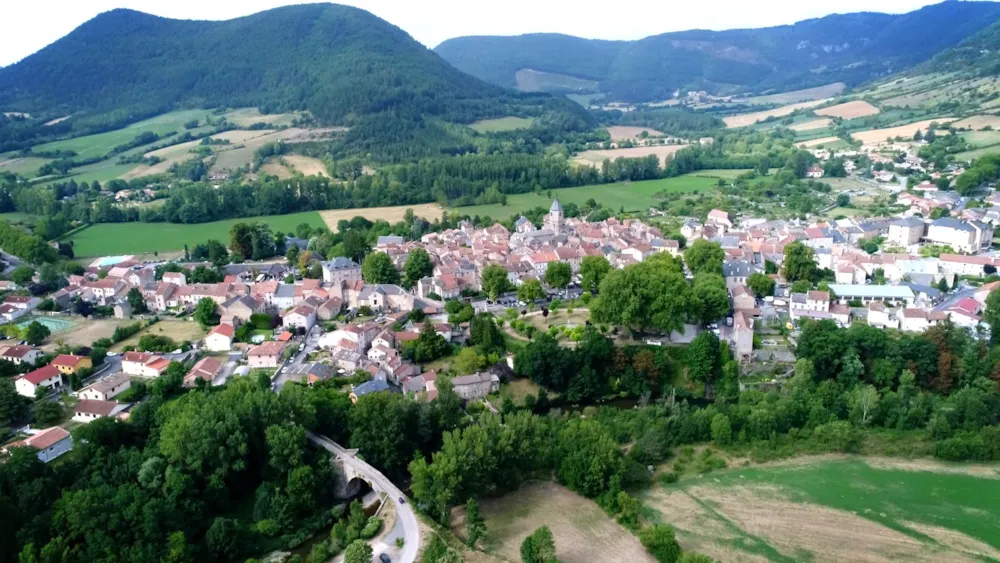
[360,517,382,539]
[659,471,679,485]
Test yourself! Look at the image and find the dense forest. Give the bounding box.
[435,2,1000,100]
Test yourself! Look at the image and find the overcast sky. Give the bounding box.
[0,0,960,67]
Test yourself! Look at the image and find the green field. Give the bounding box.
[644,457,1000,562]
[960,130,1000,148]
[60,211,327,256]
[955,145,1000,162]
[469,117,535,133]
[37,161,140,187]
[0,156,52,177]
[452,173,724,219]
[32,109,216,160]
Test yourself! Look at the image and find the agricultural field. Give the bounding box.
[209,128,312,173]
[60,211,327,256]
[954,146,1000,162]
[641,456,1000,563]
[723,100,830,128]
[814,100,881,119]
[0,156,52,177]
[796,137,847,149]
[260,155,330,179]
[851,118,956,144]
[319,203,443,231]
[515,69,599,93]
[42,318,133,351]
[111,320,207,352]
[738,83,846,105]
[222,107,301,127]
[788,118,832,132]
[573,144,689,167]
[31,109,216,161]
[38,161,140,187]
[469,117,535,133]
[606,126,666,141]
[452,173,725,219]
[952,115,1000,130]
[454,481,654,563]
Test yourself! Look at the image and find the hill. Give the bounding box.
[436,2,1000,102]
[0,4,592,154]
[924,18,1000,75]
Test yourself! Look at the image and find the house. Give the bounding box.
[204,323,235,352]
[451,372,500,400]
[722,260,762,290]
[219,295,261,324]
[731,310,753,362]
[50,354,92,376]
[1,426,73,463]
[317,297,344,320]
[826,284,915,306]
[184,356,224,387]
[113,301,132,319]
[78,372,131,401]
[350,379,391,403]
[0,345,42,366]
[162,272,187,286]
[121,352,170,377]
[322,257,362,285]
[288,362,334,386]
[866,302,900,329]
[706,209,733,230]
[248,340,287,368]
[897,308,948,332]
[282,305,317,332]
[72,399,130,423]
[357,284,414,312]
[887,217,925,247]
[925,218,993,254]
[731,284,756,311]
[806,164,824,178]
[790,290,830,320]
[14,365,63,397]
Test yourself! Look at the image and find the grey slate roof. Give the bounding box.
[931,218,974,232]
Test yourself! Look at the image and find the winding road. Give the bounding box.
[307,432,420,563]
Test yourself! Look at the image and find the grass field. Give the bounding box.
[788,118,832,132]
[112,320,207,352]
[32,109,216,161]
[851,118,956,144]
[453,481,654,563]
[952,115,1000,131]
[515,69,599,93]
[606,126,666,141]
[642,456,1000,562]
[222,108,301,127]
[319,204,443,232]
[960,130,1000,148]
[814,100,881,119]
[574,144,689,167]
[723,100,830,128]
[0,156,52,177]
[38,161,139,187]
[955,146,1000,162]
[60,211,326,256]
[739,83,846,105]
[469,117,535,133]
[453,173,724,219]
[261,155,330,179]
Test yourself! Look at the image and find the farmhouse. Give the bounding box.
[450,372,500,400]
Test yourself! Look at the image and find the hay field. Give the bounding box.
[815,100,881,119]
[261,155,329,179]
[740,83,846,105]
[210,128,310,172]
[44,318,133,351]
[469,117,535,133]
[723,100,830,128]
[112,320,207,352]
[789,118,832,132]
[574,144,689,167]
[952,115,1000,130]
[454,482,654,563]
[606,126,666,141]
[223,108,301,127]
[851,118,956,144]
[0,156,52,177]
[796,136,843,148]
[641,457,1000,563]
[319,204,443,231]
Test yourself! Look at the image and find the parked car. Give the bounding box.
[379,554,391,563]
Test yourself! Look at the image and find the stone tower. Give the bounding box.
[548,198,563,232]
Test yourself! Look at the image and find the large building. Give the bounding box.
[925,218,992,253]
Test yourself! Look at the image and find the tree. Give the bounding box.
[20,320,50,346]
[0,377,28,426]
[517,279,545,303]
[683,240,725,275]
[344,540,373,563]
[361,252,399,284]
[986,289,1000,345]
[454,347,488,375]
[343,230,371,263]
[544,261,572,290]
[783,241,816,282]
[194,297,219,328]
[711,414,732,446]
[592,256,692,335]
[34,401,64,426]
[469,313,503,354]
[850,384,880,426]
[747,272,775,298]
[466,498,487,548]
[521,526,557,563]
[639,524,681,563]
[127,287,149,314]
[481,264,511,301]
[403,248,433,287]
[205,518,241,560]
[579,255,612,294]
[691,273,728,325]
[10,265,35,285]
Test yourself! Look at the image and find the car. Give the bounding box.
[379,554,391,563]
[398,496,405,504]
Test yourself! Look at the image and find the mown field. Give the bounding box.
[452,173,728,219]
[469,117,535,133]
[641,456,1000,562]
[60,211,327,256]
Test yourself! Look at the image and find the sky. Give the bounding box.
[0,0,958,67]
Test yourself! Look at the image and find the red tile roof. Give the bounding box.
[50,354,86,368]
[19,364,60,385]
[209,323,235,338]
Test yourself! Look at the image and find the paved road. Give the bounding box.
[273,327,320,390]
[307,432,419,563]
[934,283,976,312]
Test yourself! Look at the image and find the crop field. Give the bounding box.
[515,69,599,93]
[60,211,327,256]
[319,203,443,231]
[452,173,724,219]
[469,117,535,133]
[739,83,846,105]
[952,115,1000,131]
[641,457,1000,563]
[851,118,956,144]
[38,161,140,187]
[606,126,666,141]
[955,146,1000,162]
[814,100,881,119]
[222,107,301,127]
[723,100,830,128]
[796,136,846,149]
[574,144,689,167]
[112,320,207,352]
[32,109,216,160]
[788,118,832,132]
[0,156,52,177]
[453,481,654,563]
[260,155,329,179]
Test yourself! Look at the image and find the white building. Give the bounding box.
[1,427,73,463]
[204,323,235,352]
[925,218,993,254]
[78,372,131,401]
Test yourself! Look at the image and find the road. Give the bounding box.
[934,282,976,312]
[307,432,420,563]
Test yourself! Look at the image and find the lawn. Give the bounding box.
[452,173,723,219]
[111,320,207,352]
[60,211,327,256]
[32,109,217,161]
[469,117,535,133]
[642,457,1000,562]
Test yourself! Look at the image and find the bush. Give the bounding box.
[360,516,382,539]
[659,471,679,485]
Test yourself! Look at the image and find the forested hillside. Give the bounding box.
[0,4,586,136]
[925,18,1000,75]
[436,2,1000,101]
